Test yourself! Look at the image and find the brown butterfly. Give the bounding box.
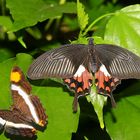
[0,66,47,137]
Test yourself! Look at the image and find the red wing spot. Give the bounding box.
[98,71,105,89]
[105,86,111,92]
[82,69,93,90]
[64,79,71,84]
[77,76,82,82]
[105,76,109,82]
[111,82,115,87]
[77,87,83,93]
[70,83,76,88]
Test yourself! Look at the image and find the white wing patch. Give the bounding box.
[0,117,6,125]
[6,121,33,129]
[11,84,39,123]
[74,65,85,77]
[100,64,111,77]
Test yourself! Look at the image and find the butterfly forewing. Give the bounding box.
[27,44,89,79]
[95,44,140,79]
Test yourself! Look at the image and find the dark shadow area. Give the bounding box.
[28,78,75,97]
[73,97,111,140]
[28,78,63,88]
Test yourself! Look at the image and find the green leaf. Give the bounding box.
[104,82,140,140]
[104,4,140,55]
[6,0,77,32]
[0,53,79,140]
[0,16,13,30]
[0,48,14,62]
[77,0,89,31]
[87,85,107,129]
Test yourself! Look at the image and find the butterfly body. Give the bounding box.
[27,38,140,111]
[0,66,47,137]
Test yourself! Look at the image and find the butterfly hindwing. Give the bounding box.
[63,65,93,112]
[0,109,35,137]
[27,44,89,79]
[30,95,47,126]
[95,64,121,107]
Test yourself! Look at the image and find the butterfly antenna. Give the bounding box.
[88,38,94,45]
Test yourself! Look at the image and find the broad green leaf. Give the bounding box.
[0,53,79,140]
[0,16,13,30]
[104,82,140,140]
[104,4,140,55]
[77,0,89,31]
[6,0,76,32]
[0,48,14,62]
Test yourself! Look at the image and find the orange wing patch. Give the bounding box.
[63,69,93,94]
[95,70,120,94]
[10,71,21,83]
[95,69,121,107]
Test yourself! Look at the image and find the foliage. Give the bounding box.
[0,0,140,140]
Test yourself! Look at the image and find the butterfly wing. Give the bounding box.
[30,95,47,129]
[93,44,140,106]
[27,44,89,79]
[94,64,121,107]
[10,66,47,129]
[0,109,36,137]
[94,44,140,79]
[10,66,34,118]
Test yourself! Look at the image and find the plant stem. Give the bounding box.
[83,13,115,36]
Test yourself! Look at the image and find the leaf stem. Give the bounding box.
[83,12,115,36]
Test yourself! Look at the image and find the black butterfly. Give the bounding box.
[27,38,140,112]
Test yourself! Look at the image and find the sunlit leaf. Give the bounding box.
[77,0,89,31]
[87,85,107,129]
[6,0,76,32]
[104,4,140,55]
[0,16,13,30]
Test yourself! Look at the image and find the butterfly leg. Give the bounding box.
[72,93,78,113]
